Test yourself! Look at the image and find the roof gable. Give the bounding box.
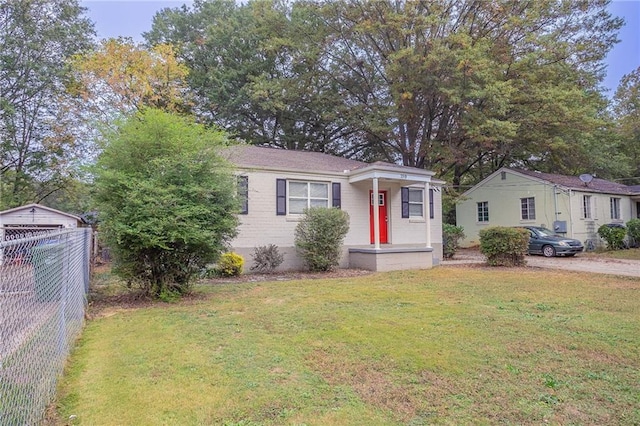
[0,203,82,222]
[463,167,637,197]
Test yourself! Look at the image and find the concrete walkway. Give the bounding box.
[442,250,640,278]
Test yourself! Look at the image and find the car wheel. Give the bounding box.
[542,245,556,257]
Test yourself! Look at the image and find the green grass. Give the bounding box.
[56,267,640,425]
[584,247,640,260]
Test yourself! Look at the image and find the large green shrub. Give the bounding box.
[626,219,640,247]
[479,227,529,266]
[93,109,239,298]
[597,224,626,250]
[294,208,350,272]
[443,224,465,259]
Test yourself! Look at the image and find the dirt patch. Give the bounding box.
[88,269,373,318]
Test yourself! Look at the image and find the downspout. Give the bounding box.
[569,189,574,238]
[553,185,559,226]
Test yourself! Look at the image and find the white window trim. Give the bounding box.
[408,188,424,219]
[610,197,621,220]
[287,180,330,215]
[582,195,592,220]
[477,201,489,223]
[520,197,536,221]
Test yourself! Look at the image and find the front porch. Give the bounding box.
[348,245,435,272]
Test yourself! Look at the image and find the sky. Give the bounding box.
[82,0,640,95]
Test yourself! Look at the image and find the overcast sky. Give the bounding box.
[82,0,640,95]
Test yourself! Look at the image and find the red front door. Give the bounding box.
[369,190,388,244]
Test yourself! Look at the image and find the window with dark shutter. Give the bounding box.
[332,182,341,208]
[401,187,409,218]
[276,179,286,215]
[237,175,248,214]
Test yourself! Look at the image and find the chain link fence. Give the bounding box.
[0,228,91,425]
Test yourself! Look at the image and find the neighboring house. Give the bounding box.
[0,203,83,238]
[456,168,640,247]
[223,145,444,272]
[0,203,85,264]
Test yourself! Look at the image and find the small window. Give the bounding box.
[610,197,621,220]
[288,181,329,214]
[501,171,506,180]
[582,195,592,219]
[477,201,489,222]
[521,197,535,220]
[237,175,248,214]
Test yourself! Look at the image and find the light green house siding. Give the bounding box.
[456,169,638,248]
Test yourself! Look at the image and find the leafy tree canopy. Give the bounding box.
[93,108,239,298]
[146,0,624,188]
[0,0,95,209]
[612,67,640,184]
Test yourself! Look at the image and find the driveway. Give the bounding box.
[443,249,640,278]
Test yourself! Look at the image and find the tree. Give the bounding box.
[146,0,622,188]
[93,108,239,298]
[69,38,191,122]
[145,0,372,158]
[612,67,640,184]
[0,0,94,209]
[315,0,622,186]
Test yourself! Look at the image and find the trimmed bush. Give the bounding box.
[597,224,626,250]
[251,244,284,273]
[443,224,465,259]
[479,227,529,266]
[626,219,640,248]
[295,207,350,272]
[217,252,244,277]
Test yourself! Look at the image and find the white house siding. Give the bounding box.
[0,206,79,229]
[231,169,354,271]
[231,169,443,271]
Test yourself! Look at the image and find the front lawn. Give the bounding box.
[584,247,640,261]
[56,267,640,425]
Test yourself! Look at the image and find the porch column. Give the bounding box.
[425,182,432,248]
[373,177,380,249]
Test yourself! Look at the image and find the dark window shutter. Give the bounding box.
[429,188,434,219]
[401,187,409,218]
[332,182,341,208]
[276,179,286,215]
[238,175,248,214]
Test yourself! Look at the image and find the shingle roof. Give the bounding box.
[512,168,636,196]
[221,145,377,173]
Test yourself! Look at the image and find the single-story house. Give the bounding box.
[0,203,85,264]
[222,145,444,272]
[456,168,640,247]
[0,203,83,238]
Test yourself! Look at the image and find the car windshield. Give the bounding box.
[535,228,556,237]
